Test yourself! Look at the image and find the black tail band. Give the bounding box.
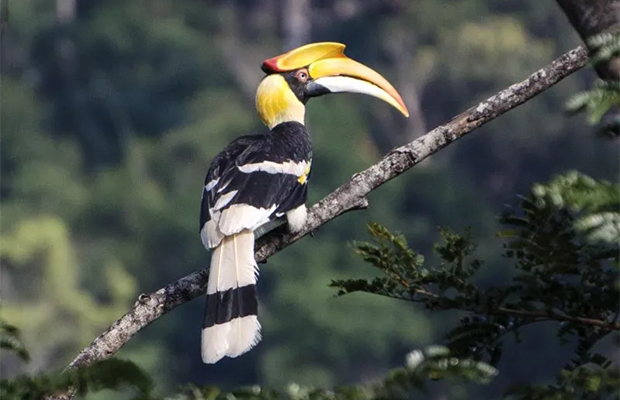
[203,285,258,328]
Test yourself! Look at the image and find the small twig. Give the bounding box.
[405,290,619,330]
[493,307,620,330]
[49,46,588,400]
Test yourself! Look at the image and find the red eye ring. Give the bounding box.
[295,69,309,83]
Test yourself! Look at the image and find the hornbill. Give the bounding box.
[199,42,409,364]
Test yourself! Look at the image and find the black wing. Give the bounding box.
[200,126,311,248]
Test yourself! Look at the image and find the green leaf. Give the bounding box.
[0,358,153,400]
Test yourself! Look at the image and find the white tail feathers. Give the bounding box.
[201,230,261,364]
[202,316,261,363]
[206,230,258,295]
[227,315,261,357]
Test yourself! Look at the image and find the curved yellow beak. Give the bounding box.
[262,42,409,117]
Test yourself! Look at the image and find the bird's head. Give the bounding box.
[256,42,409,129]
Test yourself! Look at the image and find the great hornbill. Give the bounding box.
[199,42,409,364]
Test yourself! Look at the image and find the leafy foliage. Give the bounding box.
[170,345,496,400]
[587,30,620,68]
[566,80,620,135]
[332,171,619,397]
[0,318,30,362]
[332,224,484,316]
[2,337,494,400]
[0,358,153,400]
[566,30,620,138]
[0,318,150,400]
[506,364,620,400]
[531,171,619,243]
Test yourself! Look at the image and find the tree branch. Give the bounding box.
[493,307,620,330]
[405,289,619,330]
[55,46,587,397]
[372,285,619,330]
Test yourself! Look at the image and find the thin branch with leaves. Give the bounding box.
[332,171,619,398]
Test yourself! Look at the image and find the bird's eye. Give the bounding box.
[295,69,309,83]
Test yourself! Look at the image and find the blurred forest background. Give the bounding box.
[0,0,617,398]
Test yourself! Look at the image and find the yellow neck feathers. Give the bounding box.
[256,75,305,129]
